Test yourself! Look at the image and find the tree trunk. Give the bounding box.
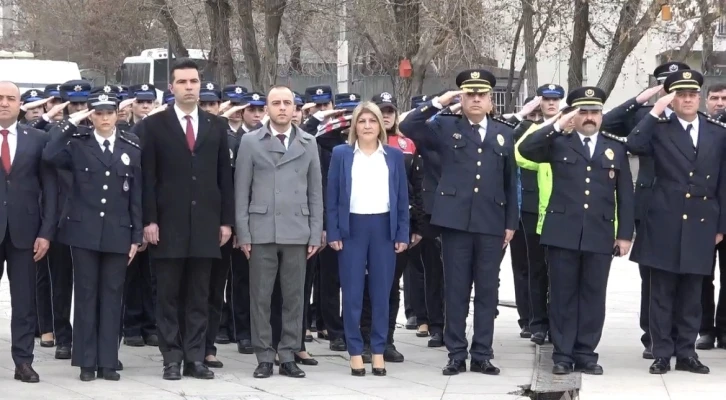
[698,0,716,75]
[149,0,188,57]
[596,0,668,95]
[504,17,524,112]
[204,0,236,85]
[237,0,263,90]
[674,13,720,62]
[522,0,538,96]
[567,0,589,90]
[261,0,286,89]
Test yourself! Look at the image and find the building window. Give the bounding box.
[582,58,588,82]
[719,16,726,37]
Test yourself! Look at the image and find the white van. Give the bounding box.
[0,51,82,94]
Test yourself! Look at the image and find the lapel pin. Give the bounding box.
[497,134,504,146]
[605,148,614,160]
[453,133,462,140]
[121,153,130,165]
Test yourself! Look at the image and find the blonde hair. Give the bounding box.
[347,101,388,145]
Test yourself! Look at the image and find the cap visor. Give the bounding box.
[135,95,156,101]
[541,94,563,99]
[378,103,397,111]
[92,104,117,111]
[199,95,220,102]
[247,101,265,107]
[69,98,88,103]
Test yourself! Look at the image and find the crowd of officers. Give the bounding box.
[6,59,726,383]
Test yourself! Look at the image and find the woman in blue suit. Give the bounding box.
[327,102,410,377]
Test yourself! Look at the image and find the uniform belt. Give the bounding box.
[654,179,713,197]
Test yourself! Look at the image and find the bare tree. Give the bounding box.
[567,0,589,90]
[145,0,189,57]
[204,0,236,84]
[237,0,286,91]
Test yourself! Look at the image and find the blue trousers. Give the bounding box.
[338,213,396,356]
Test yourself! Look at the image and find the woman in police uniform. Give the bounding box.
[42,89,143,382]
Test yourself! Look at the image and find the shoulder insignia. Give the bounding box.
[71,130,90,138]
[119,134,140,149]
[657,116,670,123]
[493,115,516,128]
[438,112,461,118]
[601,131,627,143]
[701,111,726,129]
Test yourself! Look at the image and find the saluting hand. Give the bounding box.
[651,92,676,117]
[69,109,93,125]
[44,101,70,121]
[33,238,50,262]
[146,104,168,117]
[302,102,316,112]
[517,96,542,119]
[119,98,136,111]
[143,223,159,245]
[503,229,514,249]
[128,244,139,265]
[436,90,464,107]
[635,85,663,104]
[20,96,53,112]
[557,108,579,134]
[221,104,248,119]
[219,226,232,246]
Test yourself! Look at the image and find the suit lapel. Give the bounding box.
[567,134,590,160]
[666,113,696,162]
[592,134,607,160]
[194,111,211,151]
[383,147,395,190]
[343,146,353,203]
[455,117,481,147]
[164,107,190,149]
[9,127,28,174]
[257,125,285,165]
[278,128,307,166]
[85,136,112,167]
[696,115,714,166]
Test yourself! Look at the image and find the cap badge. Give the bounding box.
[73,85,82,92]
[422,95,427,101]
[497,134,505,146]
[605,148,614,160]
[683,71,692,79]
[117,85,123,91]
[252,93,260,101]
[381,92,392,102]
[585,89,595,97]
[30,90,37,97]
[315,88,324,95]
[141,84,149,91]
[98,94,109,102]
[349,94,356,101]
[548,84,556,90]
[471,71,480,79]
[669,64,678,72]
[121,153,130,166]
[235,87,243,94]
[206,83,214,90]
[103,86,111,93]
[56,85,61,90]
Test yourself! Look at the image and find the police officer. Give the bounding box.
[518,87,635,375]
[399,69,518,375]
[42,89,142,381]
[626,69,726,375]
[127,84,156,128]
[20,89,46,123]
[602,61,690,359]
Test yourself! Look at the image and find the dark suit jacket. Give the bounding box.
[326,144,410,244]
[0,124,57,249]
[137,107,234,259]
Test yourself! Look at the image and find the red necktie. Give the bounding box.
[184,115,195,151]
[0,130,10,174]
[276,134,286,148]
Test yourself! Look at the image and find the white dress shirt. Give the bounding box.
[469,118,488,141]
[350,141,390,214]
[270,125,293,149]
[677,116,699,147]
[94,130,117,152]
[0,122,18,164]
[174,104,199,138]
[577,132,598,157]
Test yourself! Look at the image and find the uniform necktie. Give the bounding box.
[471,123,483,142]
[276,133,286,149]
[583,137,591,160]
[686,124,696,149]
[184,115,195,151]
[0,129,10,174]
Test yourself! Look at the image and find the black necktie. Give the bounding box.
[686,124,695,150]
[472,123,482,142]
[583,137,591,160]
[102,139,112,163]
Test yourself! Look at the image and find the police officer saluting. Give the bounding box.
[518,87,635,375]
[399,69,518,376]
[626,69,726,375]
[42,88,143,382]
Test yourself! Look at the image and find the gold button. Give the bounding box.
[477,161,481,166]
[478,148,482,154]
[611,164,614,168]
[701,218,705,222]
[707,175,711,179]
[584,204,589,209]
[686,193,691,198]
[683,214,688,220]
[103,185,108,190]
[704,196,708,200]
[587,166,591,171]
[564,157,568,161]
[101,198,106,204]
[100,212,105,217]
[586,178,590,183]
[441,192,444,195]
[474,188,479,193]
[106,171,110,176]
[689,172,694,177]
[585,190,590,195]
[476,174,481,179]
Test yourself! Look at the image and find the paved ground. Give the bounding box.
[0,248,722,399]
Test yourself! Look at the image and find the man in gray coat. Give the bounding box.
[235,85,324,379]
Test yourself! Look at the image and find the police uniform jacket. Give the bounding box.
[399,101,518,235]
[518,125,635,255]
[626,112,726,274]
[42,121,142,254]
[512,119,540,227]
[136,107,235,259]
[0,124,57,248]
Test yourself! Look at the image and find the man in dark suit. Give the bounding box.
[399,70,518,376]
[137,59,234,381]
[626,69,726,375]
[0,81,56,382]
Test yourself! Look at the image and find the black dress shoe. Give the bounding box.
[100,368,120,381]
[520,326,532,339]
[279,361,306,378]
[294,354,318,366]
[253,362,274,378]
[575,362,603,375]
[384,344,404,362]
[55,345,71,360]
[329,338,347,351]
[530,332,546,345]
[79,367,95,382]
[317,331,329,340]
[642,348,654,359]
[40,339,55,348]
[717,334,726,349]
[144,334,159,347]
[552,362,572,375]
[124,336,145,347]
[696,334,715,350]
[237,339,254,354]
[675,357,710,374]
[183,361,215,379]
[117,360,124,371]
[215,331,231,344]
[372,366,386,376]
[471,360,500,375]
[163,363,182,380]
[442,359,466,375]
[14,363,40,383]
[204,358,224,368]
[649,358,670,374]
[405,316,417,330]
[428,332,444,347]
[350,367,366,376]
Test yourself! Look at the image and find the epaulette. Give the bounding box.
[656,116,670,123]
[118,133,140,149]
[601,131,627,143]
[701,111,726,129]
[492,115,516,128]
[438,112,460,118]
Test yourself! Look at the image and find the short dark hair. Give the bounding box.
[170,59,200,82]
[707,83,726,95]
[266,85,294,102]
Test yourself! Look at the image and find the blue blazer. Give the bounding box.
[326,143,410,244]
